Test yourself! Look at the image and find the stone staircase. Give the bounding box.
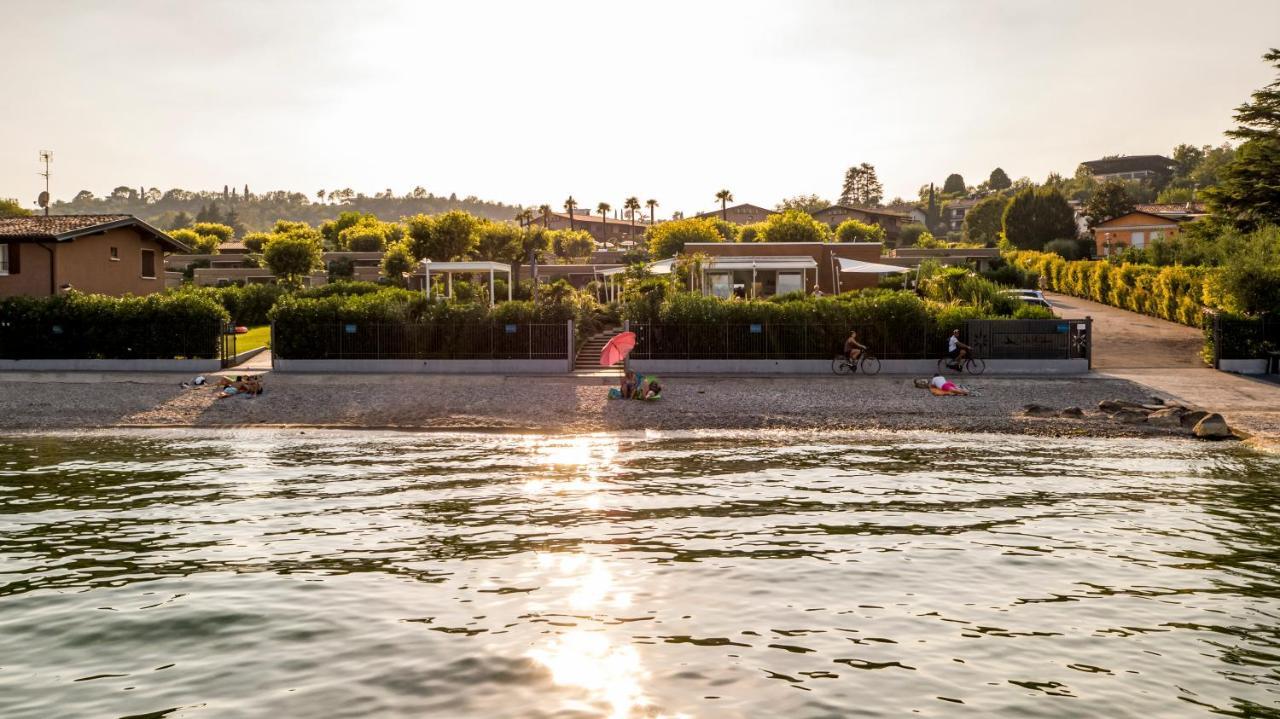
[575,326,624,372]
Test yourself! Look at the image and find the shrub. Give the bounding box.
[190,222,234,243]
[898,223,928,246]
[834,219,885,243]
[263,232,323,287]
[756,210,831,244]
[645,218,723,258]
[1044,238,1086,260]
[0,291,227,359]
[171,228,218,255]
[1002,187,1076,250]
[242,232,272,253]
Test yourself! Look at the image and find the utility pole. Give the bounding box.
[38,150,53,216]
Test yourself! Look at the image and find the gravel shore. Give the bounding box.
[0,373,1195,439]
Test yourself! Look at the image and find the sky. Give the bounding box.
[3,0,1279,218]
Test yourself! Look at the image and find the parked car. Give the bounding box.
[1001,289,1055,312]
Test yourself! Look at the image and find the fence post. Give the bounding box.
[1085,316,1093,369]
[1211,311,1220,370]
[566,319,574,373]
[270,322,276,368]
[623,319,630,371]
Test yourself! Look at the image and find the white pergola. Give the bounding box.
[699,256,819,298]
[833,256,912,294]
[596,258,675,303]
[422,260,513,304]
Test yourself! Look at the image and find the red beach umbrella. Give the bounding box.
[600,331,636,367]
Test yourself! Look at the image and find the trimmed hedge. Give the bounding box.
[1007,251,1216,327]
[0,292,228,359]
[267,287,601,359]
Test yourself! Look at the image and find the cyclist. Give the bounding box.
[946,329,971,369]
[844,330,867,365]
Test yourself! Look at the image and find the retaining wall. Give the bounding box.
[0,359,221,372]
[628,358,1090,375]
[1218,359,1269,375]
[273,358,568,374]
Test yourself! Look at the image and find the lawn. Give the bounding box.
[235,325,271,351]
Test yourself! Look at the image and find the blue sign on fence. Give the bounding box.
[344,324,357,334]
[749,324,762,334]
[505,324,518,334]
[1056,323,1069,333]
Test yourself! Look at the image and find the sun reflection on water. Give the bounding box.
[522,436,619,504]
[526,552,682,718]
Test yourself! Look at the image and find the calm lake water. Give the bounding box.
[1,430,1277,719]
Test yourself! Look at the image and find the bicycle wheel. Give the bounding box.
[860,355,881,375]
[965,357,987,375]
[937,357,958,374]
[832,356,852,375]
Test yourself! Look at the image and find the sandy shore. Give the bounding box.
[0,372,1210,439]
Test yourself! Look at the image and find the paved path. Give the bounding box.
[1047,292,1280,447]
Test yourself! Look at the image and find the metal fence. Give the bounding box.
[1212,314,1280,365]
[272,322,571,360]
[0,319,225,360]
[629,318,1091,362]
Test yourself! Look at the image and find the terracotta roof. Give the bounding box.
[1093,211,1182,227]
[813,204,912,219]
[1135,202,1207,216]
[694,203,777,219]
[0,214,188,251]
[546,211,648,227]
[1080,155,1173,176]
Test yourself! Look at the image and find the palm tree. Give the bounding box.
[538,204,552,228]
[597,202,612,247]
[624,196,641,237]
[564,196,577,231]
[515,209,534,228]
[646,198,658,225]
[316,189,326,204]
[715,189,733,221]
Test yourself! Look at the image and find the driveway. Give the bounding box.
[1045,292,1204,369]
[1046,291,1280,447]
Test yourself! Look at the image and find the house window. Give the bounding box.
[1131,231,1146,249]
[776,271,804,295]
[110,246,119,261]
[141,249,156,278]
[0,243,8,275]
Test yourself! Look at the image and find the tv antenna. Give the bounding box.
[37,150,52,216]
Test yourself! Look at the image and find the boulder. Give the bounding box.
[1112,409,1149,424]
[1059,407,1085,419]
[1099,399,1150,414]
[1022,404,1059,418]
[1193,413,1234,440]
[1180,410,1211,429]
[1147,407,1186,428]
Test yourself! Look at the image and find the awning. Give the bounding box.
[420,260,512,272]
[837,257,913,274]
[649,258,675,275]
[703,256,818,271]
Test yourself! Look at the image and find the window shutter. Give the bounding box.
[7,243,17,274]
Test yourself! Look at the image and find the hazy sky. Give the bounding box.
[4,0,1278,217]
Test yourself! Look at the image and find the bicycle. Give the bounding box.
[937,354,986,375]
[832,353,881,375]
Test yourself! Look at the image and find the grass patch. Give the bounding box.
[235,325,271,350]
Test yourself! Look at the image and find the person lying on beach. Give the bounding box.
[216,375,263,398]
[929,375,969,396]
[621,369,637,398]
[639,379,662,399]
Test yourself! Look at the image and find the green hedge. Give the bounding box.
[268,286,601,359]
[1007,250,1215,327]
[0,292,228,359]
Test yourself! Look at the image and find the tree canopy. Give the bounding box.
[839,163,883,207]
[1002,187,1077,251]
[776,194,830,213]
[263,232,323,287]
[645,218,723,258]
[942,174,966,195]
[962,196,1009,246]
[1205,48,1280,228]
[988,167,1012,190]
[756,210,831,243]
[1083,180,1136,228]
[834,219,885,243]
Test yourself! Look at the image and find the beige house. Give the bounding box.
[694,203,777,225]
[1092,211,1183,256]
[811,205,914,237]
[539,210,647,245]
[683,241,887,296]
[0,214,188,298]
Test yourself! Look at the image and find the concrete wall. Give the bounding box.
[629,358,1090,375]
[1218,359,1269,375]
[0,358,220,371]
[0,241,53,296]
[273,358,569,373]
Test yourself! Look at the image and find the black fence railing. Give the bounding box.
[629,318,1091,362]
[1212,314,1279,365]
[273,322,571,360]
[0,319,225,360]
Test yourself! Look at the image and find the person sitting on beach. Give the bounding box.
[621,369,637,399]
[929,374,969,396]
[946,329,970,369]
[844,330,867,364]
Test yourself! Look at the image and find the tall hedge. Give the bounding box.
[0,292,228,359]
[1007,250,1216,326]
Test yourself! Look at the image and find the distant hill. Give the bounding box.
[49,186,523,235]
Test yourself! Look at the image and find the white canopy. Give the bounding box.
[837,257,913,274]
[421,259,513,303]
[648,258,675,275]
[704,256,818,271]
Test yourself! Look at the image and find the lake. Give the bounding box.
[1,430,1277,718]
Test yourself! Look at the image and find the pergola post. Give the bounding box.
[424,265,431,298]
[447,272,453,299]
[489,268,495,305]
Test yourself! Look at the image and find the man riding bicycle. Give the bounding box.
[946,328,971,369]
[844,330,867,364]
